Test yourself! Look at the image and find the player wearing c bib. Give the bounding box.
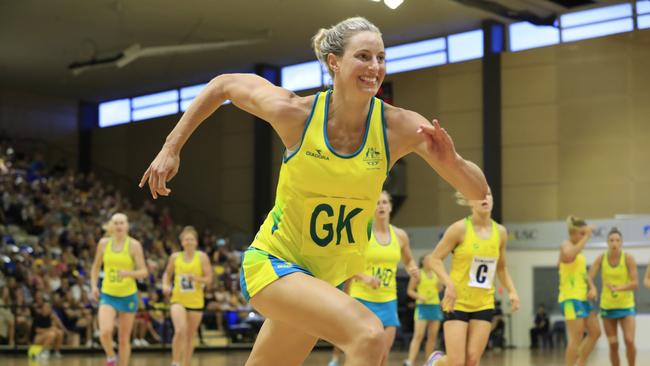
[425,189,519,366]
[559,216,601,366]
[162,226,212,366]
[90,213,148,366]
[588,227,638,366]
[140,16,488,365]
[405,255,442,366]
[345,191,418,366]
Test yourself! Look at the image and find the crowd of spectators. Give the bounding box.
[0,139,252,349]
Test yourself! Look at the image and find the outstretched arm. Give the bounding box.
[385,106,487,201]
[139,73,311,199]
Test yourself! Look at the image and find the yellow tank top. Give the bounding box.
[252,90,389,287]
[558,252,588,302]
[101,238,137,297]
[170,251,205,308]
[600,251,634,310]
[449,217,500,312]
[416,269,440,305]
[349,225,401,302]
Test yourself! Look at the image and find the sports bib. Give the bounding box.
[468,256,497,289]
[300,197,373,256]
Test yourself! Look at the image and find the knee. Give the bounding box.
[100,327,113,339]
[607,337,619,350]
[624,337,635,349]
[348,321,384,355]
[174,326,187,338]
[590,328,602,340]
[412,331,425,342]
[466,353,481,366]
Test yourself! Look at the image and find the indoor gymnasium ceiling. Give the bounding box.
[0,0,628,101]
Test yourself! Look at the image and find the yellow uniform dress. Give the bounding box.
[170,252,205,310]
[447,217,500,321]
[100,238,138,313]
[558,252,592,320]
[349,226,401,327]
[240,90,389,300]
[600,251,635,319]
[414,269,443,321]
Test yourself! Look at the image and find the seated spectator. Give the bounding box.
[32,303,65,359]
[530,304,550,349]
[0,296,15,346]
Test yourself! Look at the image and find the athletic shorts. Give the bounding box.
[171,303,205,313]
[560,300,593,320]
[444,309,493,323]
[100,292,138,313]
[415,304,444,321]
[601,307,635,319]
[240,246,313,301]
[354,298,400,327]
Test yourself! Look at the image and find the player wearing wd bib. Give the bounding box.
[346,191,418,366]
[558,216,600,366]
[163,226,212,366]
[90,213,148,366]
[141,16,489,365]
[426,190,518,366]
[406,255,443,366]
[588,228,638,366]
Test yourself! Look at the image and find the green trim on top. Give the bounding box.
[380,100,390,175]
[284,92,320,163]
[323,90,374,159]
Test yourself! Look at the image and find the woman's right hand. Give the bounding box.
[139,146,180,199]
[359,274,381,289]
[441,284,456,312]
[91,287,99,302]
[162,285,172,296]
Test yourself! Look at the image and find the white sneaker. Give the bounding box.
[53,351,63,358]
[139,339,149,346]
[327,360,339,366]
[424,351,444,366]
[403,360,413,366]
[39,350,51,360]
[132,339,141,346]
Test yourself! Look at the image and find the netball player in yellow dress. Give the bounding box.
[163,226,212,366]
[141,17,488,366]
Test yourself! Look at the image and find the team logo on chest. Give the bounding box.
[363,147,382,168]
[306,149,330,160]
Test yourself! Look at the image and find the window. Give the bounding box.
[281,61,322,92]
[98,99,131,128]
[562,18,634,42]
[509,22,560,52]
[132,103,179,122]
[560,3,632,28]
[447,30,484,63]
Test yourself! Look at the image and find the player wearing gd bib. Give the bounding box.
[559,216,601,366]
[162,226,212,366]
[90,213,148,366]
[346,191,418,366]
[405,254,443,366]
[588,227,638,366]
[140,16,489,365]
[425,189,519,366]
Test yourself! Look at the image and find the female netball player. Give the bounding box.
[140,17,488,366]
[558,216,601,366]
[91,213,148,366]
[425,190,519,366]
[588,227,637,366]
[404,254,442,366]
[162,226,212,366]
[345,190,418,366]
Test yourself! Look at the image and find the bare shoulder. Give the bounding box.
[393,226,409,243]
[447,219,467,235]
[383,104,424,135]
[129,237,143,251]
[626,253,637,265]
[497,224,508,238]
[96,237,109,249]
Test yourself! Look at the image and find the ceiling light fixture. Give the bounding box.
[383,0,404,9]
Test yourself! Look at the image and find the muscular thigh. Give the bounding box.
[249,272,382,346]
[246,318,318,366]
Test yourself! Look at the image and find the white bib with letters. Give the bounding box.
[468,256,497,289]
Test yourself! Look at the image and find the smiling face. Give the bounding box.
[180,231,198,252]
[329,31,386,97]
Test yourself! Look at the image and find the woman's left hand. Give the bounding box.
[509,292,520,313]
[417,119,457,166]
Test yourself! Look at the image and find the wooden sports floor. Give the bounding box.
[4,348,648,366]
